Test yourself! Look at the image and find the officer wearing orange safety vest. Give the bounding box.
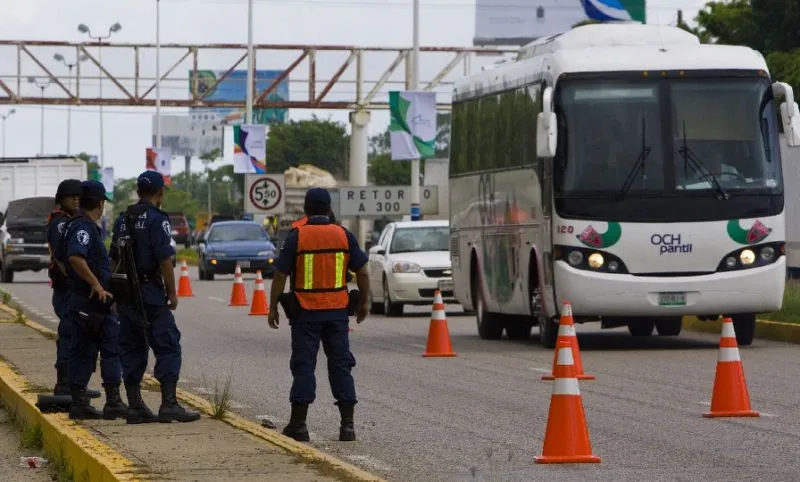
[268,187,370,443]
[290,215,308,229]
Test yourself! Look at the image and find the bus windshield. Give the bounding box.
[555,77,782,197]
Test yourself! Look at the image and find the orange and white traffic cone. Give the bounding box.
[177,260,194,297]
[542,301,594,381]
[228,264,248,306]
[248,270,269,316]
[535,339,601,464]
[703,317,759,418]
[422,290,457,357]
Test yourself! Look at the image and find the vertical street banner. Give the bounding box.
[101,167,114,200]
[233,124,267,174]
[389,91,437,161]
[145,147,173,186]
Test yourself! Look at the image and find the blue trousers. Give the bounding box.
[118,304,182,385]
[51,289,72,369]
[66,310,122,387]
[289,319,357,405]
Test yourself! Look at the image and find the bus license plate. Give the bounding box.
[438,280,454,292]
[659,292,686,306]
[239,261,251,269]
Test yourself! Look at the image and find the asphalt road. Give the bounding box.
[3,268,800,482]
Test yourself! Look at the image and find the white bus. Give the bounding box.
[448,23,800,348]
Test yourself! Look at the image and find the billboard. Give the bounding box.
[153,115,224,157]
[188,69,289,130]
[473,0,646,46]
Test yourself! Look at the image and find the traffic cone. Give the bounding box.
[535,339,601,464]
[422,290,457,357]
[703,317,759,418]
[177,260,194,297]
[542,301,594,381]
[248,270,269,316]
[228,264,249,306]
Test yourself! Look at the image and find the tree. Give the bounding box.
[161,188,200,217]
[266,116,349,177]
[690,1,800,94]
[75,152,101,180]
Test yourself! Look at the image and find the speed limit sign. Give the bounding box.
[245,174,286,214]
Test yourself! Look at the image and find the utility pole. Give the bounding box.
[28,77,53,155]
[53,52,88,154]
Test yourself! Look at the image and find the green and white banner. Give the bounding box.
[389,91,437,161]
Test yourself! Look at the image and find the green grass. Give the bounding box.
[19,423,43,451]
[763,280,800,324]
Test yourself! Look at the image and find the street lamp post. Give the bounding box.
[28,77,53,156]
[1,109,15,157]
[53,52,88,155]
[77,22,122,168]
[410,0,421,221]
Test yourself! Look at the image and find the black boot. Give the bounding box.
[53,365,69,396]
[101,384,129,420]
[54,366,100,399]
[282,404,310,442]
[158,381,201,423]
[124,384,158,425]
[338,403,356,442]
[68,385,102,420]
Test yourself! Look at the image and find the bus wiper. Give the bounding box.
[616,117,651,201]
[677,121,730,200]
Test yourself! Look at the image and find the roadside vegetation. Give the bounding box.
[176,248,198,266]
[764,280,800,324]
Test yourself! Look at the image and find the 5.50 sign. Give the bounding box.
[245,174,286,214]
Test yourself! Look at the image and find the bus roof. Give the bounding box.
[453,24,768,101]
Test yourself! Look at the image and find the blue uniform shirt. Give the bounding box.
[274,215,368,322]
[47,211,70,255]
[63,214,111,305]
[111,201,175,306]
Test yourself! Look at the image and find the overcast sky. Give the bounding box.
[0,0,707,180]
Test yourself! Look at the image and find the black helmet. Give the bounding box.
[55,179,83,200]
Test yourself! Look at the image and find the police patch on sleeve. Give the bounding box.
[76,230,91,246]
[162,220,171,236]
[57,222,66,234]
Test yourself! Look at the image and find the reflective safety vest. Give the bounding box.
[294,224,350,311]
[291,216,309,229]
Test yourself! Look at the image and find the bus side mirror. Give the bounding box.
[773,81,800,147]
[780,101,800,147]
[537,87,557,157]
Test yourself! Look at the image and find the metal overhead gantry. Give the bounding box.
[0,40,516,110]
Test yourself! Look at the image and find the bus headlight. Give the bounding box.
[588,253,604,269]
[567,250,583,266]
[739,249,755,265]
[760,246,775,262]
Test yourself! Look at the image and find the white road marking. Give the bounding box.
[410,343,426,349]
[208,296,226,303]
[346,455,398,472]
[530,367,551,373]
[694,401,774,416]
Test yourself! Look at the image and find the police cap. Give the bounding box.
[137,170,166,193]
[304,187,331,207]
[81,180,111,201]
[55,179,82,200]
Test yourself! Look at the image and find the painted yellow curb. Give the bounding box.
[682,316,800,344]
[0,360,139,482]
[0,303,386,482]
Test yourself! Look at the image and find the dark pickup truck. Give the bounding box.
[0,197,56,283]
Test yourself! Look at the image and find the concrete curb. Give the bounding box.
[682,316,800,344]
[0,332,139,481]
[0,302,386,482]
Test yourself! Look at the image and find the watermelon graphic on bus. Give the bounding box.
[727,219,772,245]
[576,222,622,249]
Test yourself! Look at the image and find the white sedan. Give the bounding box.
[367,220,456,316]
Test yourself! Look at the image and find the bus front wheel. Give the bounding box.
[473,278,503,340]
[628,319,655,337]
[731,314,756,346]
[538,316,558,349]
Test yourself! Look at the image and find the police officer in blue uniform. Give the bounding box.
[59,180,127,420]
[110,171,200,423]
[47,179,101,399]
[268,187,370,442]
